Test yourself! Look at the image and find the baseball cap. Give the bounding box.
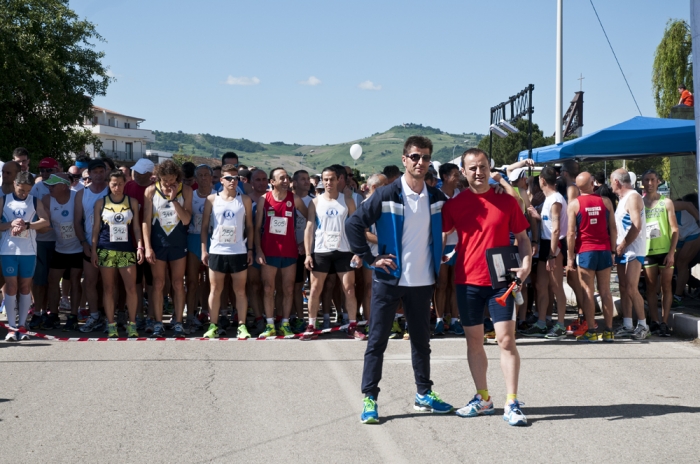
[43,174,71,186]
[39,158,60,169]
[510,167,527,181]
[87,159,107,171]
[132,158,155,174]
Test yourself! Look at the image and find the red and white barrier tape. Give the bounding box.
[0,321,366,342]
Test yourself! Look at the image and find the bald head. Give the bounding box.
[68,165,80,175]
[2,161,20,184]
[575,172,594,194]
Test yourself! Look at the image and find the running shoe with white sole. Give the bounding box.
[614,325,635,338]
[203,323,219,339]
[631,324,651,340]
[544,323,567,340]
[503,400,527,426]
[5,329,18,342]
[80,316,102,333]
[237,324,251,339]
[456,394,495,417]
[414,391,453,413]
[107,323,118,338]
[172,322,186,338]
[361,396,379,424]
[126,322,139,338]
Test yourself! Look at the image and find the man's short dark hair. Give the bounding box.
[330,164,346,180]
[269,167,286,181]
[460,148,488,168]
[15,171,33,185]
[181,161,196,179]
[403,136,433,156]
[424,171,435,183]
[679,84,687,90]
[382,165,401,179]
[102,157,116,171]
[88,159,107,172]
[239,168,251,181]
[12,147,29,159]
[560,159,579,178]
[438,162,459,181]
[293,170,309,182]
[540,166,558,186]
[594,171,606,185]
[222,152,238,164]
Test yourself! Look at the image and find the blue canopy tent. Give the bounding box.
[517,116,696,163]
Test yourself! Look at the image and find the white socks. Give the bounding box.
[5,294,17,328]
[18,293,31,327]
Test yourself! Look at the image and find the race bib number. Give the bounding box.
[193,214,203,234]
[60,222,75,241]
[218,225,237,244]
[17,227,30,239]
[324,231,341,250]
[295,214,306,232]
[159,207,179,227]
[269,216,288,235]
[646,223,661,240]
[110,224,128,242]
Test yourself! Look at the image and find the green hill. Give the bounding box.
[149,124,484,176]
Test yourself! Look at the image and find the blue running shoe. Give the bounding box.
[414,391,453,413]
[456,394,495,417]
[503,400,527,426]
[29,314,42,330]
[361,396,379,424]
[433,320,445,336]
[449,320,465,335]
[151,322,166,338]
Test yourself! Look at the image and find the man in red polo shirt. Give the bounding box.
[442,148,531,426]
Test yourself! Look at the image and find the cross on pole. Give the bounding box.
[578,73,585,92]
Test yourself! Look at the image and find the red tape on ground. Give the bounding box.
[0,321,366,341]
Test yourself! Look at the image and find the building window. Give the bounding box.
[92,116,98,125]
[124,122,131,129]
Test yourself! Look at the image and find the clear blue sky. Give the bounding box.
[71,0,690,145]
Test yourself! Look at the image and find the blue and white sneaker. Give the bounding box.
[433,320,445,336]
[151,322,166,338]
[172,322,185,338]
[414,391,453,413]
[503,400,527,426]
[449,320,465,335]
[361,396,379,424]
[80,316,102,333]
[456,394,495,417]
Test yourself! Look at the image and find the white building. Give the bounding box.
[83,106,157,164]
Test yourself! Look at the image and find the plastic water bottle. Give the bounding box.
[350,260,359,269]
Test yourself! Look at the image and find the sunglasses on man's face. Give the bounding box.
[222,175,239,182]
[405,153,432,163]
[40,168,55,173]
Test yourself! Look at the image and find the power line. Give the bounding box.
[589,0,643,116]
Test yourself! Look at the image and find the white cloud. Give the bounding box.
[106,69,116,78]
[358,80,382,91]
[225,76,261,86]
[299,76,322,86]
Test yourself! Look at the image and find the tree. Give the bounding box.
[477,118,554,167]
[0,0,111,169]
[652,19,693,118]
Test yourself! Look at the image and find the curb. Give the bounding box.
[606,296,699,339]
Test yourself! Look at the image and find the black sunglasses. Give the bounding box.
[405,153,432,163]
[222,175,239,182]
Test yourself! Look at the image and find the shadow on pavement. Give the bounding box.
[527,404,700,423]
[0,342,52,349]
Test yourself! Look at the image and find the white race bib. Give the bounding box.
[60,222,75,241]
[218,225,237,244]
[110,224,128,242]
[295,214,306,232]
[193,213,203,234]
[159,206,179,227]
[269,216,288,235]
[646,223,661,240]
[17,227,30,239]
[324,231,341,250]
[85,214,94,237]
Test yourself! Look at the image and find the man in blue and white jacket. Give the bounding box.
[346,135,455,424]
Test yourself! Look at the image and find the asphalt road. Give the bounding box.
[1,334,699,463]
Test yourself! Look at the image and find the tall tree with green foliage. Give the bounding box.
[652,19,693,118]
[476,118,553,167]
[0,0,111,169]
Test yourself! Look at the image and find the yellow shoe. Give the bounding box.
[259,324,276,338]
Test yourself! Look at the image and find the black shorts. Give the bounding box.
[312,251,354,274]
[295,254,306,283]
[50,251,84,270]
[538,239,566,263]
[209,253,248,274]
[644,253,669,268]
[136,261,153,286]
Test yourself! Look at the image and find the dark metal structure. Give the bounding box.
[561,91,584,138]
[489,84,535,162]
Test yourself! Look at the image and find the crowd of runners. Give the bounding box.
[0,144,695,343]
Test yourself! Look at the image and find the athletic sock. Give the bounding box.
[623,317,633,329]
[266,318,274,325]
[281,318,289,324]
[18,293,31,327]
[506,393,517,403]
[638,318,647,329]
[535,320,546,329]
[5,294,17,328]
[90,312,100,321]
[308,318,316,328]
[477,389,489,401]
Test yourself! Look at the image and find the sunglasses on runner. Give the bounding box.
[405,153,432,163]
[222,175,238,182]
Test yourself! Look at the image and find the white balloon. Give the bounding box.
[629,171,636,186]
[432,161,442,171]
[350,144,363,160]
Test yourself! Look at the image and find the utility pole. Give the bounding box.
[555,0,563,144]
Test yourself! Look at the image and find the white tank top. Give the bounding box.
[51,190,82,254]
[209,193,247,255]
[541,191,568,241]
[677,210,700,241]
[615,190,647,259]
[152,184,184,234]
[295,195,313,244]
[189,189,209,235]
[443,188,461,246]
[30,182,56,242]
[314,193,350,253]
[82,185,109,246]
[1,193,38,256]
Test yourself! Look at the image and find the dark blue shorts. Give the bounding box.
[456,284,516,327]
[576,250,613,271]
[442,245,457,266]
[264,256,297,269]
